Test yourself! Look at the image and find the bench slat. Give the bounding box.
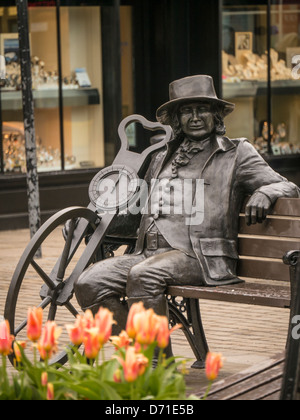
[237,259,289,281]
[271,198,300,217]
[196,355,285,400]
[238,237,300,259]
[239,217,300,238]
[241,198,300,217]
[167,283,290,308]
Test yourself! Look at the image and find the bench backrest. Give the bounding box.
[238,198,300,283]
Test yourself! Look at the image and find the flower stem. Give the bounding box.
[1,355,9,394]
[202,380,213,400]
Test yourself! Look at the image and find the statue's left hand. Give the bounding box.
[245,192,272,225]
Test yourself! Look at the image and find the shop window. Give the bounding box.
[222,1,300,156]
[0,1,134,174]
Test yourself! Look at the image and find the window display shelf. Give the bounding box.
[223,80,300,99]
[0,87,100,110]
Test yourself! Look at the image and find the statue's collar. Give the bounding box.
[215,135,236,152]
[167,134,236,153]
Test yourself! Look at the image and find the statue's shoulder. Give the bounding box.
[229,137,250,145]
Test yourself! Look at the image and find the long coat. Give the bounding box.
[132,135,300,286]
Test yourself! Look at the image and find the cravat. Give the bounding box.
[171,138,205,178]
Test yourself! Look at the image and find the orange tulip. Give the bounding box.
[37,321,61,361]
[115,346,148,383]
[41,371,48,387]
[205,352,223,382]
[156,316,181,349]
[83,328,101,359]
[133,308,160,346]
[126,302,145,339]
[13,341,26,363]
[47,383,55,401]
[94,307,116,346]
[66,315,86,346]
[113,369,122,383]
[0,320,14,356]
[82,310,95,329]
[27,307,43,342]
[110,330,132,350]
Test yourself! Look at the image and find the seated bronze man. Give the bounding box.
[74,75,300,340]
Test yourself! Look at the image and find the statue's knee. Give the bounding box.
[127,264,147,297]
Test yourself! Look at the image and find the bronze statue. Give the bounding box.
[74,75,300,342]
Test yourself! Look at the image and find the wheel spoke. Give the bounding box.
[57,218,76,281]
[48,302,58,321]
[65,301,80,317]
[31,260,56,290]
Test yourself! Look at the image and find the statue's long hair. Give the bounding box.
[159,104,226,140]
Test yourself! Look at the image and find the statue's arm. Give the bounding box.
[236,140,300,225]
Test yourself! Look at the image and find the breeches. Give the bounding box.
[74,248,203,311]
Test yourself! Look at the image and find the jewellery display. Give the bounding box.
[2,55,79,91]
[253,121,300,155]
[2,123,76,173]
[223,48,294,83]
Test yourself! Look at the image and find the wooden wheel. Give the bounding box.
[4,206,100,366]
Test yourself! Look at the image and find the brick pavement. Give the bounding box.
[0,228,290,393]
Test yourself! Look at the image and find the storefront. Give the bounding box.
[222,0,300,186]
[0,0,299,230]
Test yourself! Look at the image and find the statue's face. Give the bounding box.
[178,102,215,141]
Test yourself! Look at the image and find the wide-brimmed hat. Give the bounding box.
[156,75,235,125]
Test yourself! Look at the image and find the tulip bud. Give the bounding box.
[47,383,55,401]
[126,302,145,339]
[66,315,85,346]
[13,341,26,363]
[94,307,116,346]
[37,321,61,361]
[41,371,48,387]
[83,328,101,360]
[27,307,43,342]
[114,346,148,383]
[205,352,223,382]
[0,320,14,356]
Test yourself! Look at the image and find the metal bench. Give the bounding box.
[194,248,300,400]
[104,197,300,369]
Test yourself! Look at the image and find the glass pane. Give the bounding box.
[0,6,25,174]
[222,4,269,153]
[60,5,104,170]
[270,1,300,155]
[0,6,62,174]
[29,6,62,172]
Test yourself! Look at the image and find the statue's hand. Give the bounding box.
[245,192,272,226]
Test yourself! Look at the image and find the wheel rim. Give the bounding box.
[4,206,99,366]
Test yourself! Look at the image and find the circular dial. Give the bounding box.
[89,165,140,212]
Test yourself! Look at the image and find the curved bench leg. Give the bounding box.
[167,296,209,369]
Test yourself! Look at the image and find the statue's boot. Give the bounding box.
[127,295,174,365]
